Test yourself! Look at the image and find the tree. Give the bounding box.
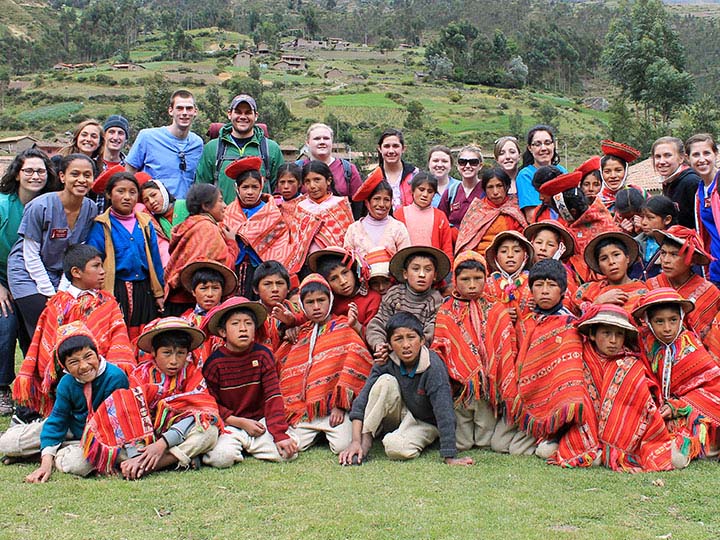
[404,100,424,131]
[248,61,261,81]
[199,85,226,125]
[0,66,10,110]
[538,103,558,127]
[135,74,172,130]
[679,95,720,140]
[509,109,523,138]
[302,6,320,39]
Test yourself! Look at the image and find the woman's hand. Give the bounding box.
[0,283,13,318]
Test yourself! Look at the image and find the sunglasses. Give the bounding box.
[178,151,187,172]
[457,158,481,167]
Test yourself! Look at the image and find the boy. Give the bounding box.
[523,220,580,302]
[275,274,373,454]
[516,259,600,467]
[633,288,720,461]
[252,260,301,352]
[13,244,134,417]
[365,247,393,296]
[0,322,129,482]
[432,251,534,455]
[201,296,299,465]
[366,246,450,361]
[340,311,473,465]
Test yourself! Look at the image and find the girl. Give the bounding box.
[363,128,418,211]
[438,145,485,228]
[652,136,700,229]
[493,136,521,194]
[598,140,643,213]
[140,178,189,266]
[576,156,602,202]
[274,162,303,221]
[86,172,164,339]
[346,177,411,257]
[455,167,527,256]
[686,133,720,287]
[633,195,677,280]
[395,172,454,265]
[614,187,645,235]
[427,145,459,207]
[8,154,98,345]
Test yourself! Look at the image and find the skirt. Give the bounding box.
[114,279,158,328]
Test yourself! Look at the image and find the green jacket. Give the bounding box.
[194,124,283,204]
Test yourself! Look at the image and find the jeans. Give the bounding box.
[0,304,19,387]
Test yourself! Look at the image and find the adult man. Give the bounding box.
[195,94,283,202]
[102,115,130,168]
[126,90,203,199]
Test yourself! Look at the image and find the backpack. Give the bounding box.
[447,180,460,206]
[295,157,353,196]
[213,134,271,184]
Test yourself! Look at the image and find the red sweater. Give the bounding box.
[202,343,290,442]
[333,289,382,330]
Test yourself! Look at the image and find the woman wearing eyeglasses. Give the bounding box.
[438,145,485,229]
[493,136,521,195]
[516,125,566,222]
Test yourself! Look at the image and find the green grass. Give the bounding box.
[17,102,85,123]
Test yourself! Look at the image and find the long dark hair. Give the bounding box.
[521,124,560,169]
[0,148,59,195]
[377,128,405,166]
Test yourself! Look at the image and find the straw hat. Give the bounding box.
[485,230,534,272]
[388,246,451,282]
[136,317,205,353]
[584,231,639,275]
[523,220,576,260]
[631,287,695,322]
[577,304,638,339]
[179,260,238,296]
[203,296,267,337]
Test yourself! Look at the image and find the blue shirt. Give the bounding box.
[126,127,203,199]
[432,177,461,208]
[516,163,567,210]
[699,179,720,282]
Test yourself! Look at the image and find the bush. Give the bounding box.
[306,96,322,108]
[448,92,462,103]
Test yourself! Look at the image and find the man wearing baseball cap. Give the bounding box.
[195,93,283,203]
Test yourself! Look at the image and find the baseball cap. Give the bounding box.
[229,94,258,112]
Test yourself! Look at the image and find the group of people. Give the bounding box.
[1,87,720,482]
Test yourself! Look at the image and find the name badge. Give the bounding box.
[705,198,711,208]
[252,360,259,367]
[50,228,68,239]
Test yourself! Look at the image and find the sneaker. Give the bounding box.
[0,388,12,416]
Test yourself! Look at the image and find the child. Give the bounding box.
[482,230,535,324]
[86,171,165,338]
[201,296,299,465]
[432,251,534,455]
[632,288,720,460]
[633,195,678,280]
[576,156,601,203]
[252,260,301,352]
[365,247,394,296]
[598,140,644,213]
[614,187,645,235]
[275,274,373,454]
[178,259,238,366]
[365,246,450,359]
[274,162,303,220]
[12,244,135,417]
[395,172,454,265]
[516,259,600,467]
[308,246,381,334]
[345,177,411,258]
[0,322,129,482]
[574,231,646,314]
[576,304,688,472]
[647,226,720,343]
[340,312,473,465]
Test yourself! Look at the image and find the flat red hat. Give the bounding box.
[575,156,601,176]
[135,171,152,186]
[225,156,263,180]
[538,171,583,198]
[91,164,125,194]
[600,140,641,164]
[352,168,384,202]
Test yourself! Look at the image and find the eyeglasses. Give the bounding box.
[21,167,48,176]
[178,152,187,172]
[457,158,481,167]
[530,140,554,148]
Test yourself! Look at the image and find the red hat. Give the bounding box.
[538,171,583,198]
[651,225,714,266]
[225,156,263,180]
[352,168,385,202]
[91,164,125,194]
[600,140,641,164]
[202,296,267,337]
[631,287,694,322]
[575,156,601,176]
[135,171,152,186]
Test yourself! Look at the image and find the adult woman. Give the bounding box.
[597,140,644,213]
[686,133,720,287]
[362,129,418,211]
[0,149,58,414]
[455,167,527,255]
[55,119,105,175]
[438,145,485,228]
[652,136,700,230]
[7,154,98,343]
[493,136,522,194]
[427,145,459,207]
[516,125,566,222]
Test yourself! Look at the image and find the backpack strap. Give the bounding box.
[447,181,460,206]
[259,136,271,178]
[341,158,352,186]
[212,138,228,185]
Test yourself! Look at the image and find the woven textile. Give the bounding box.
[455,195,527,255]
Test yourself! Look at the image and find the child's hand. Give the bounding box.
[25,455,54,483]
[221,223,235,242]
[272,303,295,326]
[284,326,300,344]
[507,307,518,323]
[619,218,634,234]
[444,456,474,466]
[137,439,168,474]
[0,283,14,317]
[373,343,390,364]
[659,404,673,419]
[595,290,629,306]
[329,407,345,427]
[347,302,359,328]
[275,437,298,460]
[155,297,165,313]
[632,214,642,232]
[236,418,266,437]
[339,441,364,466]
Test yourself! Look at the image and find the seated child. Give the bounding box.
[339,312,473,465]
[482,230,534,324]
[201,297,299,465]
[577,304,688,472]
[647,226,720,343]
[275,274,373,454]
[515,259,600,467]
[574,231,646,314]
[251,260,301,352]
[632,288,720,461]
[308,246,381,335]
[366,246,450,360]
[432,251,535,455]
[13,244,135,417]
[632,195,677,280]
[178,259,238,366]
[0,322,129,482]
[365,247,394,297]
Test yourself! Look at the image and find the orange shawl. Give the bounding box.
[573,279,647,315]
[455,195,527,255]
[567,198,621,283]
[294,196,355,252]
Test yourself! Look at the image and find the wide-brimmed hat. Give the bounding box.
[584,231,639,275]
[203,296,267,337]
[523,220,576,260]
[485,230,534,272]
[366,247,392,279]
[575,156,601,177]
[388,246,451,282]
[600,140,641,164]
[307,246,370,285]
[651,226,713,267]
[225,156,263,180]
[179,260,238,297]
[631,287,695,322]
[577,304,638,339]
[538,171,583,198]
[136,316,205,353]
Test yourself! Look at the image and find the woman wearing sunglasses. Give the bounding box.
[438,145,485,229]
